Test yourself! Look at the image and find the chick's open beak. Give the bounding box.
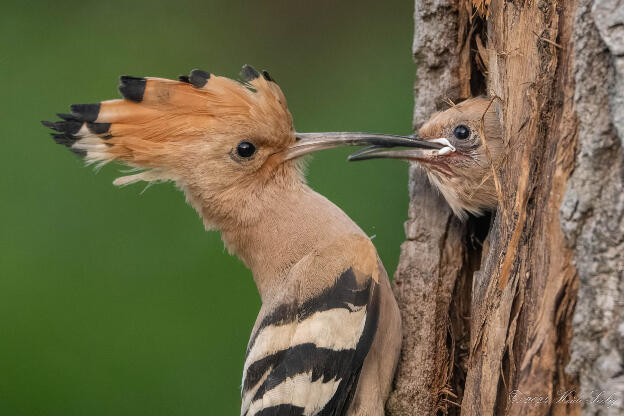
[348,137,456,161]
[283,132,444,160]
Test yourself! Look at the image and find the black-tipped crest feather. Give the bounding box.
[189,69,210,88]
[70,103,100,122]
[240,65,260,81]
[50,132,76,146]
[118,76,146,102]
[41,120,82,135]
[262,70,274,82]
[56,113,79,121]
[87,122,111,135]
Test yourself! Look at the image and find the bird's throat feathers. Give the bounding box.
[215,183,366,299]
[177,156,306,230]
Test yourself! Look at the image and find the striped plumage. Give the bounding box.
[242,259,380,415]
[43,66,402,415]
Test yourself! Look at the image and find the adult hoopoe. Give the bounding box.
[349,97,503,219]
[42,66,443,415]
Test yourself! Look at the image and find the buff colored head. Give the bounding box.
[349,97,503,219]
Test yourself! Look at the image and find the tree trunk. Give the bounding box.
[387,1,624,415]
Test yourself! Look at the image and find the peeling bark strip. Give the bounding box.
[462,1,581,415]
[387,169,479,415]
[385,0,461,414]
[389,0,623,415]
[387,1,483,415]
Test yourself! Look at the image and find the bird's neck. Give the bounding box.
[219,183,365,301]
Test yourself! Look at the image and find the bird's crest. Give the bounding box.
[43,66,294,185]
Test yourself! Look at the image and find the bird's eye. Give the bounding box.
[236,141,256,158]
[453,125,471,140]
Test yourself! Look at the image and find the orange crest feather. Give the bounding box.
[43,66,294,185]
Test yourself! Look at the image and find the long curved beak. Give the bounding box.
[283,132,444,160]
[348,137,456,161]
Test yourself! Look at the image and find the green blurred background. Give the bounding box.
[0,1,414,414]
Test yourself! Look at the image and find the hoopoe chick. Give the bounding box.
[42,66,439,416]
[349,97,503,219]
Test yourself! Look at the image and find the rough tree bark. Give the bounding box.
[387,1,623,415]
[562,1,624,415]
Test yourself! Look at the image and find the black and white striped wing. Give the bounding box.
[241,268,380,416]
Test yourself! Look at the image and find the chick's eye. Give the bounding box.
[453,125,471,140]
[236,141,256,158]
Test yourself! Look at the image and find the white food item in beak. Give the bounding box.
[430,138,456,155]
[438,147,454,156]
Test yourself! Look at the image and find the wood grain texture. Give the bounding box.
[461,1,581,415]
